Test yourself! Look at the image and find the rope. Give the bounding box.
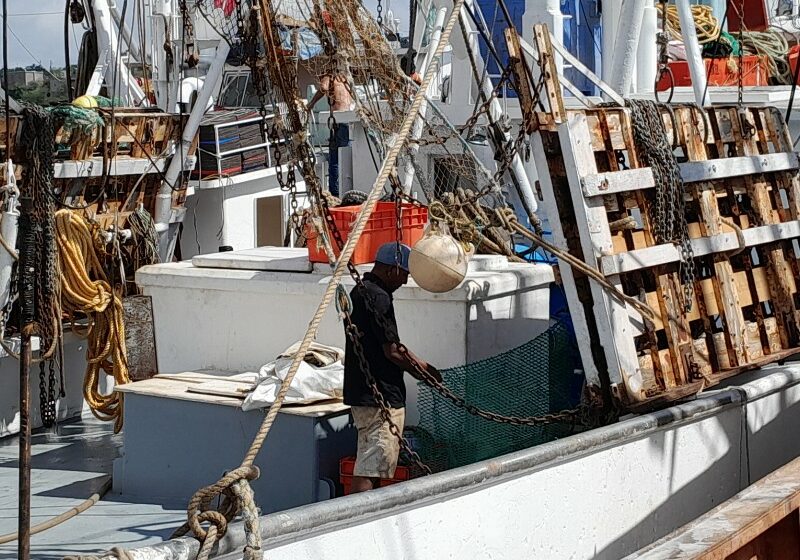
[494,207,660,323]
[658,3,720,45]
[740,30,791,84]
[63,548,134,560]
[179,0,466,556]
[0,477,111,544]
[55,210,129,433]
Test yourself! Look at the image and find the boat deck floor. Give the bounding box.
[0,415,184,559]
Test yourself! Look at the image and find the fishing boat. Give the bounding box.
[4,0,800,559]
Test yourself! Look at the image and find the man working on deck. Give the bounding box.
[307,70,354,197]
[343,242,440,493]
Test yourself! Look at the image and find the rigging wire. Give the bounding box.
[64,0,74,100]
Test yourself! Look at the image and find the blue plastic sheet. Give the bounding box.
[278,27,324,60]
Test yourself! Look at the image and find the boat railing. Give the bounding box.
[199,112,290,182]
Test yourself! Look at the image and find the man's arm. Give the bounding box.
[307,76,329,111]
[307,88,325,111]
[382,342,442,382]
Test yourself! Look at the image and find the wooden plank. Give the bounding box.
[540,35,625,106]
[677,105,747,366]
[679,152,799,183]
[512,34,594,107]
[582,168,655,197]
[627,456,800,559]
[555,111,646,402]
[504,28,537,133]
[581,154,799,198]
[600,221,800,275]
[530,131,602,388]
[122,295,159,381]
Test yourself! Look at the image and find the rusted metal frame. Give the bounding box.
[532,23,566,124]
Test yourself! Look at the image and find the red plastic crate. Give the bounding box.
[657,55,770,91]
[789,46,800,85]
[339,456,411,495]
[306,202,428,265]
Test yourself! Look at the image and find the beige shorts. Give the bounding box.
[351,405,405,479]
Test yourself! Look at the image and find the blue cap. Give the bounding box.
[375,242,411,272]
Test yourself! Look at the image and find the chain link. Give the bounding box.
[627,100,695,312]
[654,1,674,104]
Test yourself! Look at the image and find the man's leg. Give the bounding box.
[328,126,340,197]
[350,406,405,493]
[350,476,379,493]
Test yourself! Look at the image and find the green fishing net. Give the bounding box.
[414,321,580,472]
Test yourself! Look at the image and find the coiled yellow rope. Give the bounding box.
[55,210,129,432]
[658,3,721,45]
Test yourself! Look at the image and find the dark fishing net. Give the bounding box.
[414,321,580,472]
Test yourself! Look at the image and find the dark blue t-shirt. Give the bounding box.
[343,273,406,408]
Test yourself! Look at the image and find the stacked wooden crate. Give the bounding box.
[533,104,800,407]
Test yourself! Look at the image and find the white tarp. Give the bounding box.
[241,341,344,410]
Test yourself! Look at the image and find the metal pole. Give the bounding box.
[459,0,540,218]
[636,2,658,94]
[676,0,711,106]
[154,41,231,261]
[608,0,647,96]
[17,329,31,560]
[399,7,447,193]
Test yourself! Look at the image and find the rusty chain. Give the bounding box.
[627,100,696,313]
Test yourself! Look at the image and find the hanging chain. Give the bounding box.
[342,316,432,475]
[242,3,303,237]
[178,0,200,67]
[655,1,674,103]
[20,106,62,427]
[391,175,404,265]
[627,100,695,313]
[736,0,754,138]
[376,0,383,27]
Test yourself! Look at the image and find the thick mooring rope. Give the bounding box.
[55,210,129,432]
[178,0,467,557]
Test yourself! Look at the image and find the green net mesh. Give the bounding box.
[413,321,579,473]
[49,105,104,135]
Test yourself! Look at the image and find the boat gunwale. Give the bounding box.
[115,364,800,559]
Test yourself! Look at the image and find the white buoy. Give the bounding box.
[409,222,470,293]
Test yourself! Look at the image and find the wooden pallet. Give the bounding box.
[533,103,800,406]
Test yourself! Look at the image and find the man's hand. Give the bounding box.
[383,342,437,382]
[425,364,443,383]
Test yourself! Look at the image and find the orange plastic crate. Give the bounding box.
[657,55,770,91]
[339,456,411,495]
[306,202,428,265]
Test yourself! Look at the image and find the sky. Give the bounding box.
[2,0,80,68]
[0,0,409,69]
